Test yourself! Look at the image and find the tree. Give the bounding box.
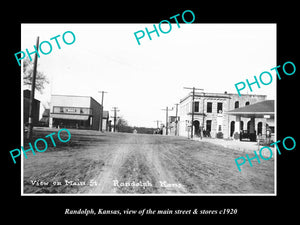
[135,127,156,134]
[23,57,49,93]
[116,117,133,133]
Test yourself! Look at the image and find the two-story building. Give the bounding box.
[178,91,268,139]
[49,95,102,130]
[23,89,40,126]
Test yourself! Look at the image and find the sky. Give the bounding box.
[21,23,276,128]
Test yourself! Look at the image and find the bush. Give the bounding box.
[216,132,223,139]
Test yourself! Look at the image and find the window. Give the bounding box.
[207,102,212,113]
[194,101,199,112]
[245,101,250,106]
[235,101,239,108]
[217,102,223,113]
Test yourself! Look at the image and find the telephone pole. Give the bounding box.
[161,107,173,135]
[153,120,161,129]
[183,87,204,139]
[98,91,107,132]
[111,107,119,132]
[27,36,39,140]
[174,103,179,136]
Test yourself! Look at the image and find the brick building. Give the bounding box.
[178,91,268,139]
[23,89,40,126]
[49,95,102,130]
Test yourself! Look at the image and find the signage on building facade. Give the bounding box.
[65,108,76,113]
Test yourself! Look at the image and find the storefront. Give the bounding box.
[49,95,102,130]
[226,100,275,142]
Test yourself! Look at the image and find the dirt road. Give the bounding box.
[23,128,274,194]
[89,133,190,194]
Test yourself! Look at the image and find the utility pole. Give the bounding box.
[161,107,173,135]
[174,103,179,136]
[27,36,39,140]
[153,120,162,130]
[153,120,161,129]
[183,87,204,139]
[111,107,119,132]
[98,91,107,132]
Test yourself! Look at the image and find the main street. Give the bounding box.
[23,128,274,194]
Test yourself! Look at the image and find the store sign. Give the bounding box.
[65,108,76,113]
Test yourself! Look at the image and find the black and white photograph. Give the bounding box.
[20,23,276,195]
[4,2,298,221]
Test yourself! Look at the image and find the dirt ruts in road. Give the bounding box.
[88,135,130,194]
[88,133,274,194]
[23,129,274,194]
[114,136,188,194]
[90,134,189,194]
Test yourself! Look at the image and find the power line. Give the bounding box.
[174,103,179,136]
[27,36,39,140]
[111,107,119,132]
[161,106,173,135]
[98,91,107,132]
[183,87,204,139]
[153,120,161,129]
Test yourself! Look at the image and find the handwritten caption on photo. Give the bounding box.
[28,179,183,189]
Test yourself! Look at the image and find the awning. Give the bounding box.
[50,113,89,120]
[226,100,274,118]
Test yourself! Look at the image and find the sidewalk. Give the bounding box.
[193,137,274,158]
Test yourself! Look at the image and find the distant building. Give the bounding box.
[102,110,110,131]
[49,95,102,130]
[168,116,180,136]
[23,89,40,125]
[178,91,268,140]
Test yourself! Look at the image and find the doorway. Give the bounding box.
[193,120,200,137]
[230,121,235,137]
